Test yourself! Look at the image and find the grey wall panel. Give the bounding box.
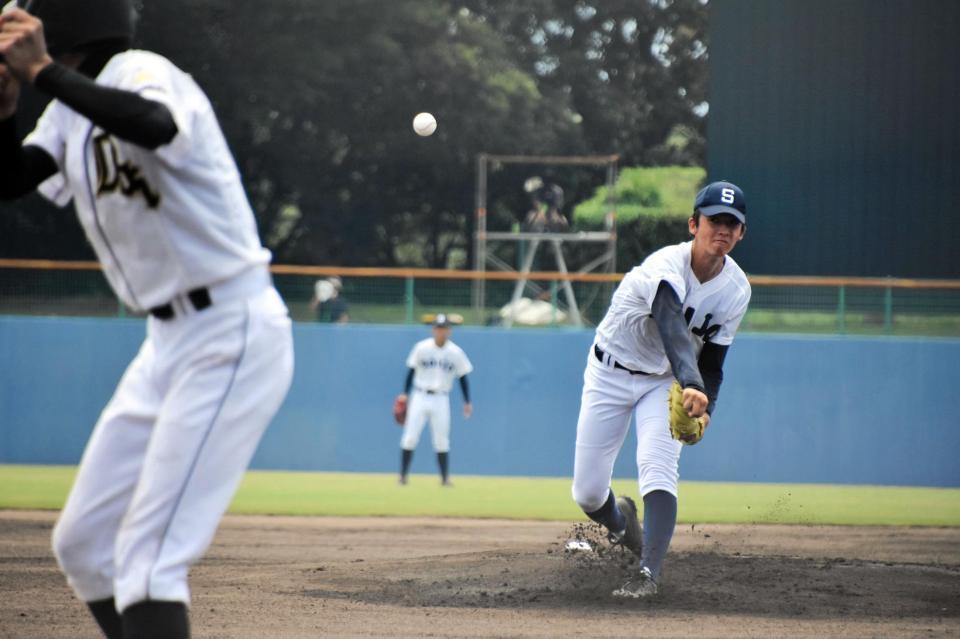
[2,317,958,486]
[709,0,960,277]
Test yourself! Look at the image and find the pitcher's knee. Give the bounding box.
[571,482,606,513]
[637,462,679,497]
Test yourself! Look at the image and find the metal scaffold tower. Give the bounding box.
[472,154,619,327]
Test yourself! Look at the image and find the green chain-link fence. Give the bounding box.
[1,261,958,336]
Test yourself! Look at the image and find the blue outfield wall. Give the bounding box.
[1,315,957,487]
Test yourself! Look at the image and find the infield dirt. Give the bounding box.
[1,510,958,638]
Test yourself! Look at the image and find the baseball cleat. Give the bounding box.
[612,566,658,599]
[613,495,643,558]
[398,476,408,485]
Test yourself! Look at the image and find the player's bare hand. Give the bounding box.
[681,387,708,418]
[0,8,53,83]
[0,63,20,119]
[463,403,473,419]
[701,412,711,430]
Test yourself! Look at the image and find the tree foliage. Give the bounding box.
[460,0,709,165]
[1,0,708,267]
[574,166,705,268]
[574,166,705,224]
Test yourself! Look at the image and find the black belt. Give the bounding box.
[418,388,446,395]
[149,287,212,320]
[594,344,649,375]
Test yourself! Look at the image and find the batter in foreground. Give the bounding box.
[0,2,294,636]
[571,180,751,598]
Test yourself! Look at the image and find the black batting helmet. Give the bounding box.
[13,0,134,57]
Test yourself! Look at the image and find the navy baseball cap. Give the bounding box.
[433,313,451,328]
[694,181,746,224]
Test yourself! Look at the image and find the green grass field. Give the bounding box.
[2,465,958,526]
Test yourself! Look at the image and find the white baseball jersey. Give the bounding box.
[38,49,295,615]
[572,240,751,509]
[406,338,473,394]
[594,241,751,374]
[24,50,270,312]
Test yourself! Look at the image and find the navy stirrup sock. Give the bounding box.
[437,452,449,482]
[122,600,190,639]
[87,598,122,639]
[641,490,678,580]
[584,488,626,534]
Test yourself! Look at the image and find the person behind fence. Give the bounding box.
[395,313,473,486]
[523,177,568,232]
[310,276,349,323]
[0,2,294,637]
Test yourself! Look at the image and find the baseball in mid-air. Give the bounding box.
[413,112,437,136]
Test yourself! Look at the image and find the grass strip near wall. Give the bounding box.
[1,465,958,526]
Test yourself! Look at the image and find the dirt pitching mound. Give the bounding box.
[2,512,958,638]
[305,521,958,620]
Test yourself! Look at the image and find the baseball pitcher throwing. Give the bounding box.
[0,2,294,636]
[397,314,473,486]
[571,181,751,598]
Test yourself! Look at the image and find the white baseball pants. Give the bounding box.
[572,345,682,512]
[51,277,294,613]
[400,390,451,453]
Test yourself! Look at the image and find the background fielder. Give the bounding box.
[397,314,473,486]
[0,2,294,637]
[571,180,751,598]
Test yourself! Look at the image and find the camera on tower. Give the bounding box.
[522,176,568,232]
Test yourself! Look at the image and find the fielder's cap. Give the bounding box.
[694,181,746,224]
[433,313,452,328]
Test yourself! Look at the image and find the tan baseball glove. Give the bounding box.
[667,381,705,445]
[392,394,408,426]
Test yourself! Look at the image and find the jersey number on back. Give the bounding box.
[93,133,161,209]
[684,307,721,342]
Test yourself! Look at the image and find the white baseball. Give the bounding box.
[413,112,437,136]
